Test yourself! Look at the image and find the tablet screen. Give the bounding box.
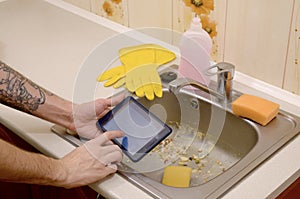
[97,96,172,162]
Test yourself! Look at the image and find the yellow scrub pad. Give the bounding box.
[232,94,279,126]
[162,166,192,188]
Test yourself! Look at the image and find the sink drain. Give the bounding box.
[190,98,199,110]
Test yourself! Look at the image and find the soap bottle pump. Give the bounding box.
[178,16,212,86]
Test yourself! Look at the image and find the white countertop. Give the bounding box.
[1,0,300,198]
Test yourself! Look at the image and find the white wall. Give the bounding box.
[63,0,300,96]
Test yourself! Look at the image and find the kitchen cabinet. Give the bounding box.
[0,123,99,199]
[277,177,300,199]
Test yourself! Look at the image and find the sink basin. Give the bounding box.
[51,87,300,198]
[132,90,258,184]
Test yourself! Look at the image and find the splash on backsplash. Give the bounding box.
[293,4,300,94]
[182,0,218,62]
[102,1,113,16]
[93,0,219,62]
[94,0,125,25]
[183,0,214,15]
[111,0,122,4]
[201,14,218,62]
[200,14,217,39]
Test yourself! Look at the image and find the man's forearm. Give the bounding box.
[0,61,74,130]
[0,139,65,186]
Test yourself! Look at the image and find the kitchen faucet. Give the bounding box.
[169,62,235,103]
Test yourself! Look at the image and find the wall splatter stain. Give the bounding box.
[183,0,214,15]
[200,14,217,39]
[111,0,122,4]
[102,1,113,16]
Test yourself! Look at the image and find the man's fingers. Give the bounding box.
[89,144,123,166]
[94,95,125,119]
[104,93,125,107]
[102,148,123,165]
[87,130,124,146]
[106,163,118,170]
[84,135,123,168]
[97,144,122,155]
[103,130,124,142]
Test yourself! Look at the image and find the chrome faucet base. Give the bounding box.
[169,62,235,103]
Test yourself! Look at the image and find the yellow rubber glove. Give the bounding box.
[126,63,162,100]
[97,44,176,100]
[108,63,162,100]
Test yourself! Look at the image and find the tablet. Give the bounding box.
[97,96,172,162]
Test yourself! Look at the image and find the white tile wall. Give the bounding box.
[284,0,300,95]
[63,0,300,95]
[63,0,91,10]
[223,0,293,89]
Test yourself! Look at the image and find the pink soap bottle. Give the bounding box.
[178,16,212,86]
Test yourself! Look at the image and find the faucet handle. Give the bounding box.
[206,62,235,79]
[216,62,235,80]
[206,62,235,102]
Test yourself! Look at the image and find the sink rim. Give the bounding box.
[50,88,300,199]
[114,89,300,199]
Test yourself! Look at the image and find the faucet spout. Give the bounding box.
[169,78,225,101]
[169,62,235,103]
[214,62,235,102]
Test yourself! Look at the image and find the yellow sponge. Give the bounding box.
[232,94,279,126]
[162,166,192,188]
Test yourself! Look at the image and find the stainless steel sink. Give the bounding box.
[51,87,300,198]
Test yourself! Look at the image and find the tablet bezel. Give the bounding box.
[97,96,172,162]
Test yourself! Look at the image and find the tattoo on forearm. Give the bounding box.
[0,61,53,113]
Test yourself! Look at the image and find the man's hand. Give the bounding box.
[0,130,123,188]
[56,130,124,188]
[70,95,124,139]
